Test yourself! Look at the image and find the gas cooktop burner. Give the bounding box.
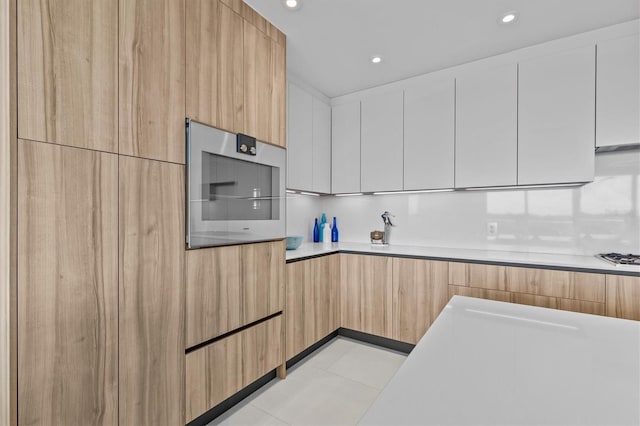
[597,253,640,266]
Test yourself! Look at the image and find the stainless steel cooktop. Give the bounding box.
[597,253,640,266]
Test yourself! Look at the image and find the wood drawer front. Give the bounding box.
[186,240,285,348]
[185,315,283,423]
[606,275,640,321]
[449,285,605,316]
[448,263,605,303]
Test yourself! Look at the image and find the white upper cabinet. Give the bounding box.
[312,98,331,193]
[360,90,404,192]
[455,64,518,188]
[596,34,640,148]
[287,82,313,191]
[518,46,596,185]
[403,78,455,190]
[331,101,361,194]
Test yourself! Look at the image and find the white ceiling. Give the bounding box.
[244,0,639,98]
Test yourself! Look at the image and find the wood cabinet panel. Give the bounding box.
[186,240,285,348]
[186,0,244,134]
[119,156,185,426]
[243,23,286,147]
[392,259,449,344]
[448,285,512,304]
[285,259,308,360]
[18,0,117,152]
[185,315,283,423]
[17,140,118,425]
[606,275,640,321]
[119,0,185,163]
[340,254,393,338]
[510,293,605,316]
[506,268,605,303]
[448,262,509,291]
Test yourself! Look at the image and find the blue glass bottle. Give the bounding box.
[313,218,320,243]
[331,217,339,242]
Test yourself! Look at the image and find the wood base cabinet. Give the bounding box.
[286,255,339,361]
[186,315,284,423]
[17,140,118,425]
[392,258,449,344]
[606,275,640,320]
[119,156,185,426]
[448,262,606,316]
[186,240,285,349]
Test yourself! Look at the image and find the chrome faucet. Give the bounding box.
[381,211,394,244]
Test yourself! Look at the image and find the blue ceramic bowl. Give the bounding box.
[286,236,303,250]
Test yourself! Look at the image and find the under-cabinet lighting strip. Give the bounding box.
[463,183,586,191]
[373,189,454,195]
[334,193,364,197]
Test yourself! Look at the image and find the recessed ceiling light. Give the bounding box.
[371,56,382,64]
[283,0,301,10]
[500,11,518,24]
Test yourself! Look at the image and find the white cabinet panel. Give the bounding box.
[287,83,313,191]
[596,35,640,148]
[331,101,361,194]
[455,64,517,188]
[403,78,455,190]
[312,98,331,193]
[361,90,404,192]
[518,46,595,185]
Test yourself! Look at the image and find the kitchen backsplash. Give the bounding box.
[286,150,639,255]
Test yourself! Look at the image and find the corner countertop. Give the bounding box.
[359,296,640,425]
[285,242,640,276]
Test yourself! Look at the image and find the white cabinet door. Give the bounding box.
[455,64,517,188]
[518,46,595,185]
[312,98,331,193]
[331,101,361,194]
[596,35,640,148]
[361,90,404,192]
[403,78,455,190]
[287,83,313,191]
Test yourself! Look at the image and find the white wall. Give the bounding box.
[287,150,640,255]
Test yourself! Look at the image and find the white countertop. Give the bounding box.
[359,296,640,425]
[286,242,640,275]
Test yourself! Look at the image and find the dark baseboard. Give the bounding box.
[189,328,413,424]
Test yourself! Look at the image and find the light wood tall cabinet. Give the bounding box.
[17,140,118,425]
[455,64,518,188]
[361,90,404,192]
[518,45,596,185]
[186,0,244,135]
[340,254,393,338]
[118,156,185,426]
[17,0,118,152]
[286,255,340,361]
[119,0,186,163]
[596,34,640,148]
[331,101,361,194]
[606,275,640,321]
[392,258,449,344]
[403,77,455,190]
[186,240,285,349]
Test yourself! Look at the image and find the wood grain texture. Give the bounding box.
[448,262,508,290]
[243,22,286,147]
[285,259,308,360]
[0,0,17,422]
[17,0,117,152]
[186,0,244,133]
[185,315,283,423]
[186,244,242,348]
[119,156,185,426]
[186,240,284,348]
[119,0,185,163]
[448,285,512,303]
[219,0,242,14]
[17,140,118,425]
[506,267,605,302]
[392,259,449,344]
[340,254,393,338]
[606,275,640,321]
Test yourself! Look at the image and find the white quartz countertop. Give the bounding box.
[285,242,640,275]
[359,296,640,425]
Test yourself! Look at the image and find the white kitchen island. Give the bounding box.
[360,296,640,425]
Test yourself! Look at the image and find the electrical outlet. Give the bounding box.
[487,222,498,236]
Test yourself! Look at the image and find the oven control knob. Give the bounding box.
[249,146,257,155]
[240,144,248,153]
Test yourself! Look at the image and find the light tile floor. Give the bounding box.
[210,337,407,426]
